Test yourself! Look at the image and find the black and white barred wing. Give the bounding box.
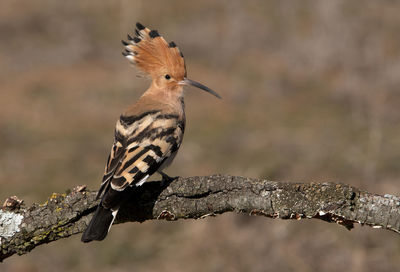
[96,136,125,199]
[97,111,184,199]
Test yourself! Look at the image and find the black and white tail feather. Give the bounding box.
[81,22,186,242]
[81,204,118,242]
[81,21,218,243]
[81,108,185,242]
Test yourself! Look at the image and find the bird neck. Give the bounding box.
[143,81,183,104]
[123,84,185,120]
[123,81,186,119]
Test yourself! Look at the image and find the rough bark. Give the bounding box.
[1,175,399,262]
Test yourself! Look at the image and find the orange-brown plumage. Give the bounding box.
[81,22,219,243]
[123,22,186,82]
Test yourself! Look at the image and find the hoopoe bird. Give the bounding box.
[81,22,220,242]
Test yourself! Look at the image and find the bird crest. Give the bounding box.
[122,22,186,80]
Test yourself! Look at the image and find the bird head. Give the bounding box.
[122,22,220,98]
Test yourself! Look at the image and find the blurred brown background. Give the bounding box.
[1,0,400,271]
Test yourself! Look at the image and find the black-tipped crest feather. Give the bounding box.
[149,30,160,38]
[121,23,186,79]
[84,22,219,244]
[136,22,145,30]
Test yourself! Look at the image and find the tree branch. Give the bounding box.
[1,175,399,261]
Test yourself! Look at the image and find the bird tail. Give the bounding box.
[81,204,118,243]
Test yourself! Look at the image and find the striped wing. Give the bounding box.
[96,137,125,199]
[97,111,185,200]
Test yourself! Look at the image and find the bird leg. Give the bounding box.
[158,170,177,185]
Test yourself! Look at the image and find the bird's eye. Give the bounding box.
[165,74,171,80]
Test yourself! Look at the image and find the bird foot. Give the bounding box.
[159,171,178,186]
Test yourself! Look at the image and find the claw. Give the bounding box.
[159,171,177,185]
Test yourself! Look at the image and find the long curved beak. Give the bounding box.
[180,78,221,99]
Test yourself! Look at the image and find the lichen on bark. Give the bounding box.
[1,175,399,262]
